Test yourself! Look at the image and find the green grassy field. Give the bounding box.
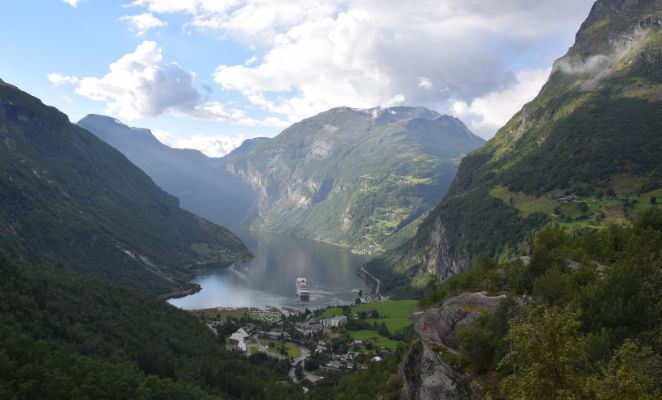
[348,330,382,340]
[375,339,402,350]
[321,300,416,349]
[320,307,344,319]
[489,185,556,217]
[348,330,401,350]
[364,317,411,332]
[320,300,416,320]
[264,340,301,359]
[353,300,417,318]
[283,342,301,359]
[490,185,662,228]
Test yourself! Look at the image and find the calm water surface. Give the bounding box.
[169,231,371,310]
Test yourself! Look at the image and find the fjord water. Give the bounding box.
[169,230,371,310]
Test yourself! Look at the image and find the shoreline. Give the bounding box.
[159,283,201,301]
[162,231,378,309]
[161,259,247,301]
[245,227,379,257]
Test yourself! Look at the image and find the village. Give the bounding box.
[191,299,417,390]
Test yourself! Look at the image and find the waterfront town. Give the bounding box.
[191,298,416,391]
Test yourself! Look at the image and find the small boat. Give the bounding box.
[296,277,310,301]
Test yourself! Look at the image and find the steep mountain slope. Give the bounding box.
[220,136,270,164]
[0,256,301,399]
[228,106,484,254]
[78,115,258,230]
[0,80,250,295]
[369,0,662,294]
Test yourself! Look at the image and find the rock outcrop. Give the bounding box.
[399,340,481,400]
[412,292,505,350]
[399,292,506,400]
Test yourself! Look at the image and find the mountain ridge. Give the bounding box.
[212,105,484,253]
[78,114,258,231]
[368,0,662,295]
[83,105,484,254]
[0,80,251,295]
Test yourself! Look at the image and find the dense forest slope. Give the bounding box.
[407,208,662,399]
[0,80,250,295]
[0,256,300,399]
[228,106,484,254]
[78,115,259,231]
[369,0,662,294]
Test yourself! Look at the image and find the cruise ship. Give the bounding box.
[296,277,310,301]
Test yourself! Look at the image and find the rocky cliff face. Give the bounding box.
[371,0,662,292]
[400,340,481,400]
[399,292,505,400]
[226,106,484,254]
[420,215,471,279]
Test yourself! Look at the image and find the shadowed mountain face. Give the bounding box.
[78,115,259,231]
[83,106,483,255]
[368,0,662,296]
[0,80,251,295]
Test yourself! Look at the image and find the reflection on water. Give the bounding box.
[169,231,371,310]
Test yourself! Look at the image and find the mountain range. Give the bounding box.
[367,0,662,296]
[82,106,484,255]
[1,0,661,398]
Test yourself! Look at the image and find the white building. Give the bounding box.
[321,315,347,328]
[228,328,249,352]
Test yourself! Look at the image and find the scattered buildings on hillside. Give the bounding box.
[296,315,347,335]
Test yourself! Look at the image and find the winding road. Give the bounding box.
[360,266,381,296]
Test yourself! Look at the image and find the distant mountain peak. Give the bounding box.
[324,105,441,120]
[79,114,209,159]
[80,114,138,133]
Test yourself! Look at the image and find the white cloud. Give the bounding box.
[68,41,287,127]
[244,55,258,66]
[557,55,612,75]
[175,134,246,157]
[74,41,199,120]
[451,68,550,138]
[151,128,174,144]
[48,73,80,86]
[418,77,432,90]
[152,128,246,157]
[190,101,289,127]
[120,13,167,36]
[62,0,82,8]
[130,0,594,133]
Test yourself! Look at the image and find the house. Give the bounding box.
[228,328,249,352]
[321,315,347,328]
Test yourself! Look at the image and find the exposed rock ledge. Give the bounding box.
[399,292,506,400]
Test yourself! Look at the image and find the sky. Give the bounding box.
[0,0,595,157]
